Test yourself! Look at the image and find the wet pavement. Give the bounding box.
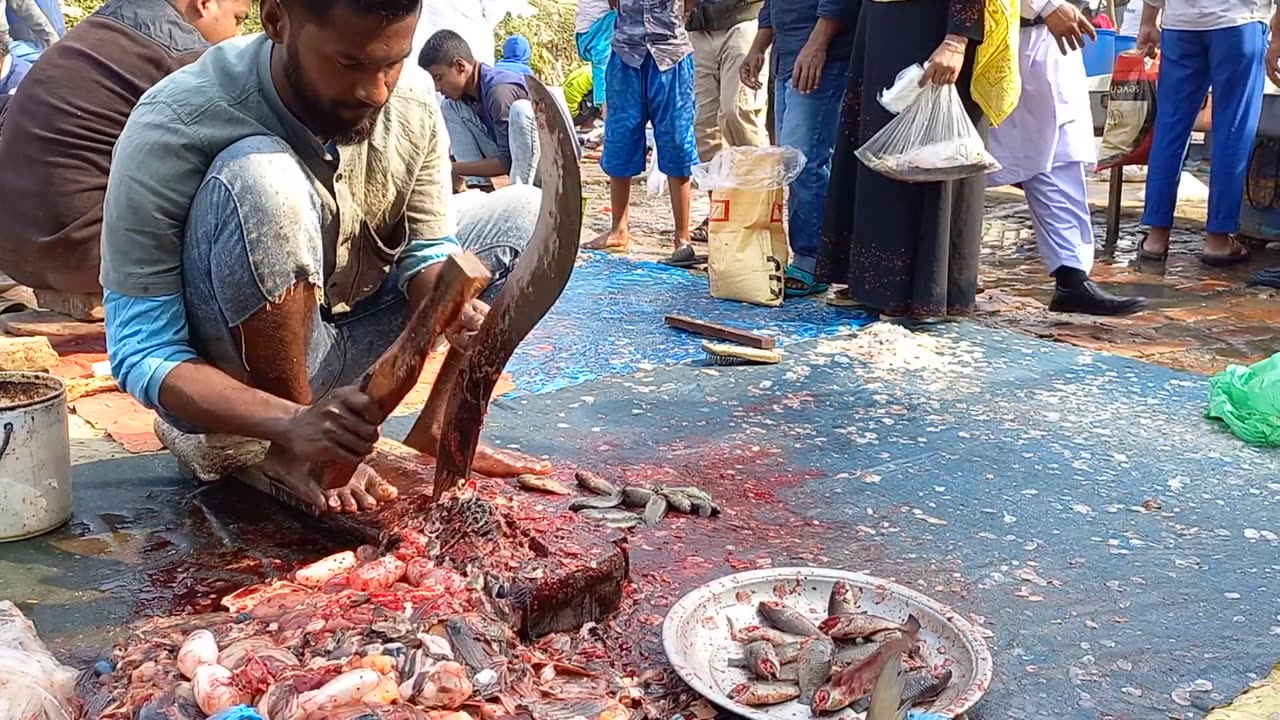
[580,160,1280,377]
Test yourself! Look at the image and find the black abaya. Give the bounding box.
[816,0,989,318]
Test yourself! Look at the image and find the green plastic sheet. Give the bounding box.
[1207,353,1280,446]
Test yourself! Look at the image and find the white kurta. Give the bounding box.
[411,0,536,67]
[988,10,1098,273]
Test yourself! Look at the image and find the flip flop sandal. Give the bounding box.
[1200,240,1252,268]
[784,265,829,298]
[1136,235,1169,262]
[690,218,710,244]
[659,245,708,268]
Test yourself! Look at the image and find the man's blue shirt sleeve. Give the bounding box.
[396,236,464,289]
[104,290,198,412]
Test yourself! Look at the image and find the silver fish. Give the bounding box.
[828,581,861,617]
[759,600,821,636]
[730,681,801,706]
[902,668,952,708]
[797,636,835,705]
[743,640,781,679]
[578,508,644,529]
[661,490,695,514]
[830,641,881,673]
[574,470,618,496]
[621,486,655,508]
[642,494,668,526]
[569,491,624,511]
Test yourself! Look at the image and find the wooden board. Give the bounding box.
[664,314,777,349]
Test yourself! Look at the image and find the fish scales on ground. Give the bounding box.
[759,600,821,636]
[742,641,781,680]
[796,636,834,705]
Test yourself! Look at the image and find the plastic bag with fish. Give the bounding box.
[0,601,78,720]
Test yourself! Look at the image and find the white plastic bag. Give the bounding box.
[0,601,77,720]
[645,127,668,198]
[878,63,926,115]
[856,79,1001,183]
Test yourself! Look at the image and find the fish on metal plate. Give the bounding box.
[776,662,800,681]
[642,494,668,526]
[819,612,906,640]
[796,636,834,705]
[620,486,655,508]
[574,469,619,496]
[828,581,862,616]
[730,681,801,706]
[760,600,821,636]
[902,668,951,709]
[730,638,810,671]
[729,619,800,646]
[569,491,624,511]
[743,640,781,679]
[515,475,572,495]
[830,641,881,673]
[813,615,921,714]
[661,490,695,514]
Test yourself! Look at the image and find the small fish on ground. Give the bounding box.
[760,600,821,636]
[743,640,781,679]
[666,485,715,502]
[730,681,801,706]
[577,509,643,529]
[642,494,668,526]
[690,498,720,517]
[621,486,655,508]
[574,470,618,496]
[569,491,624,511]
[828,581,862,616]
[515,475,571,495]
[661,490,695,514]
[797,636,835,705]
[819,613,906,640]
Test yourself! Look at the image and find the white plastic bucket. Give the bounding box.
[0,372,71,542]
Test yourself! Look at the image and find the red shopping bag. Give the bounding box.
[1097,51,1160,170]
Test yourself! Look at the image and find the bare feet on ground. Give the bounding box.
[583,228,631,251]
[472,443,553,478]
[261,445,397,514]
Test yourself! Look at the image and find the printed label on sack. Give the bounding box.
[710,198,730,223]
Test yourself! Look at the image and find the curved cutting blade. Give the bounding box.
[432,75,583,499]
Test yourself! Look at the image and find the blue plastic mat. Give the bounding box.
[504,252,873,394]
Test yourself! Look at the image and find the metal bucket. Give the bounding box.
[0,372,72,542]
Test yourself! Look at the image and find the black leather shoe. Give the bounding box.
[1049,280,1147,316]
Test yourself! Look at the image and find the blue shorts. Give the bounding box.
[600,52,698,179]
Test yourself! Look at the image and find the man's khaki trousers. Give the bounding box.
[690,20,769,163]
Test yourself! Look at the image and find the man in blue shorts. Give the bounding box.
[582,0,699,264]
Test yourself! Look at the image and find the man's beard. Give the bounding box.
[283,49,383,146]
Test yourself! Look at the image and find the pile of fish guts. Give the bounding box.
[72,519,637,720]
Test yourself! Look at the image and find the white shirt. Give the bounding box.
[1143,0,1271,31]
[412,0,535,66]
[576,0,613,33]
[1023,0,1063,19]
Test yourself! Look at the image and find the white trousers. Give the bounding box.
[1021,159,1095,275]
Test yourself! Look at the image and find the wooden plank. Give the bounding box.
[664,314,776,349]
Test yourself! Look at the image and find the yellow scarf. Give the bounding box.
[970,0,1022,126]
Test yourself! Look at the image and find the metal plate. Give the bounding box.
[661,568,993,720]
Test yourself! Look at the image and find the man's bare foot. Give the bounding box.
[261,444,328,511]
[583,228,630,251]
[472,443,553,478]
[323,464,398,513]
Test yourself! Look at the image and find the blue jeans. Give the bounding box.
[441,97,540,185]
[775,57,848,273]
[1141,22,1267,234]
[176,136,538,426]
[601,52,699,178]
